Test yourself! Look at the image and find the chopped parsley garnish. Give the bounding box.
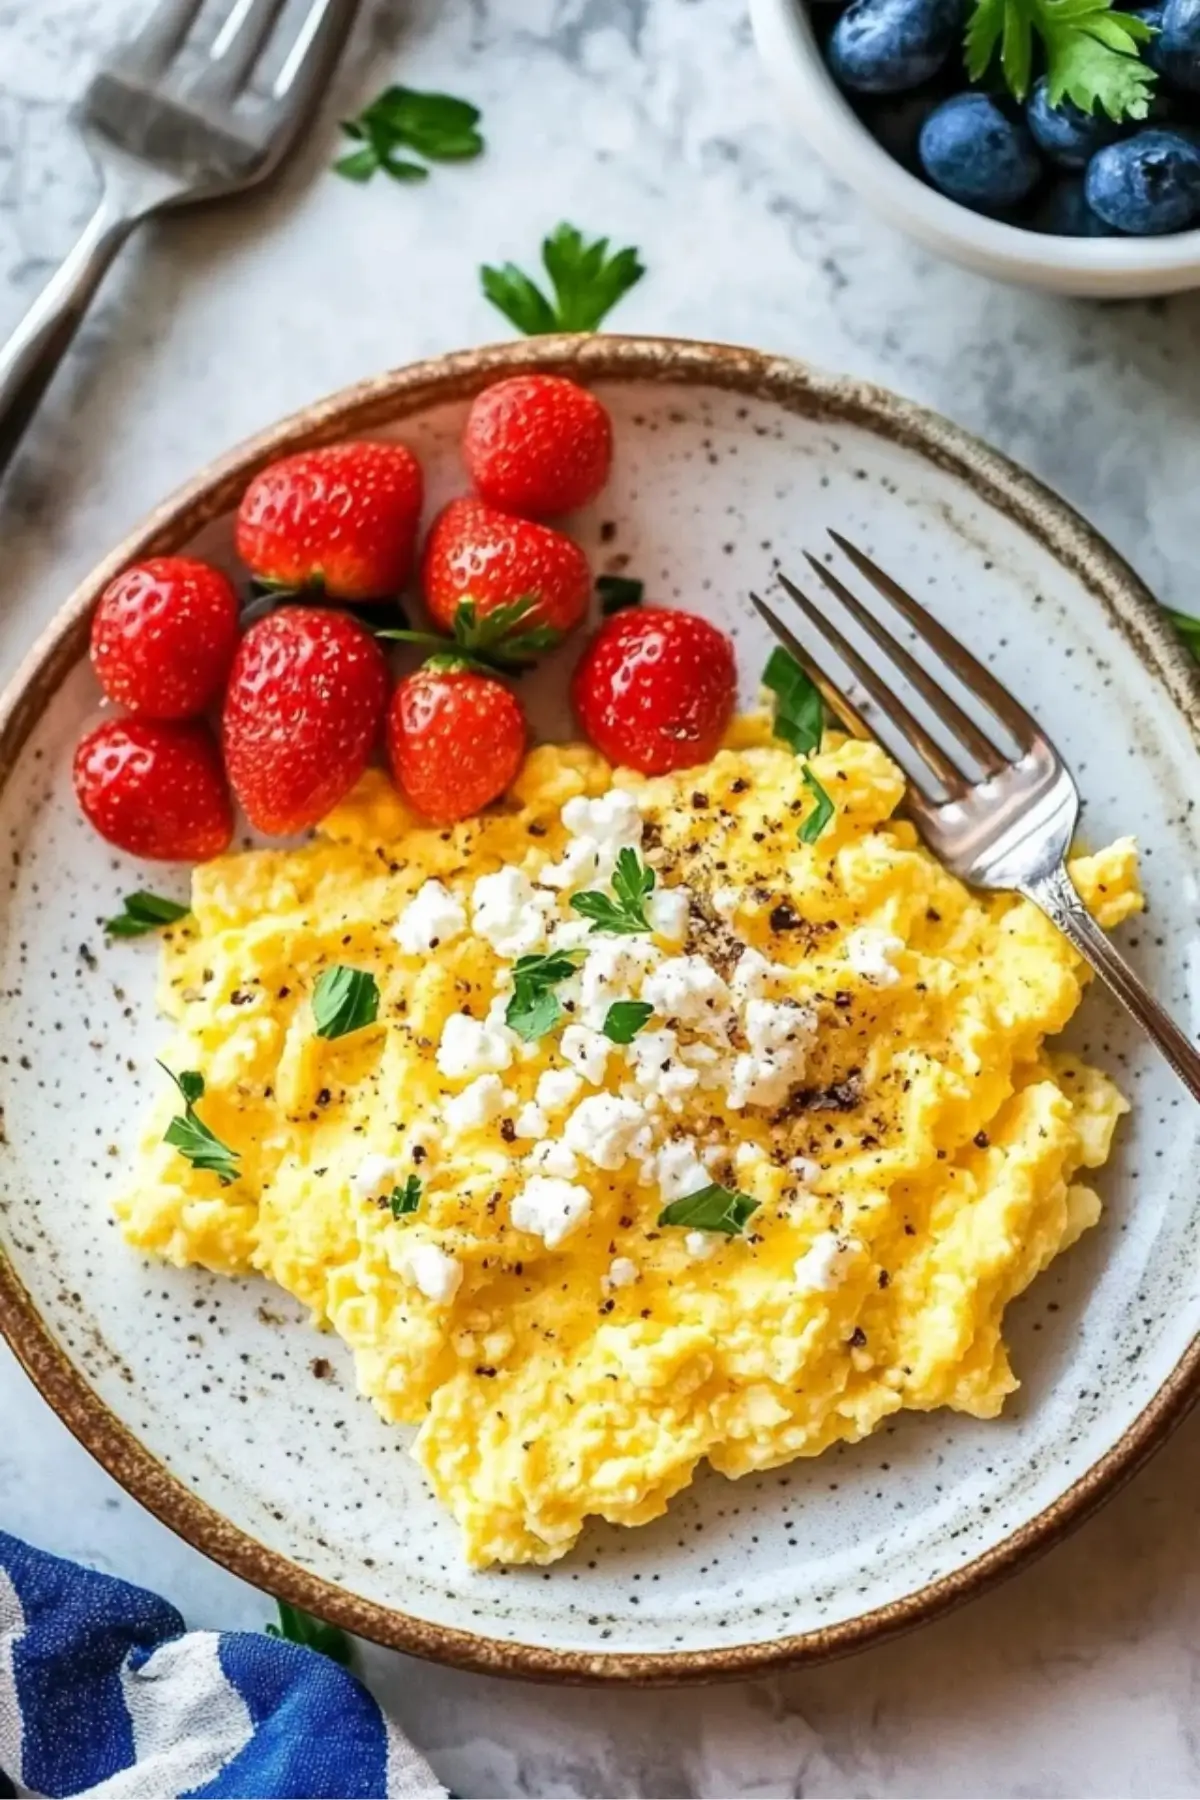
[601,1000,654,1044]
[389,1174,422,1219]
[798,767,835,845]
[335,86,484,183]
[965,0,1157,118]
[658,1182,760,1236]
[481,222,645,336]
[160,1064,240,1186]
[597,574,644,615]
[763,646,825,757]
[570,848,655,936]
[1167,608,1200,658]
[105,891,190,938]
[378,596,558,672]
[312,967,380,1040]
[265,1600,353,1666]
[505,949,585,1041]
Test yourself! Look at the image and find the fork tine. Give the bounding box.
[126,0,206,73]
[828,531,1038,754]
[774,572,968,795]
[268,0,359,113]
[803,552,1008,779]
[189,0,291,101]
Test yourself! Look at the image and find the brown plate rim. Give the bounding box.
[1,333,1198,1685]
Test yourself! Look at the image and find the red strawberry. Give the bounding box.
[223,607,388,835]
[90,556,240,720]
[463,375,613,518]
[571,607,736,776]
[387,666,526,824]
[421,496,590,656]
[74,718,233,861]
[235,441,423,601]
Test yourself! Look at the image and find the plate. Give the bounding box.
[2,336,1198,1683]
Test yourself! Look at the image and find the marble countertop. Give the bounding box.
[4,1,1200,1794]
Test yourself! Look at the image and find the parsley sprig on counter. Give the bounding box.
[105,891,190,938]
[659,1182,760,1236]
[763,648,835,845]
[160,1065,240,1186]
[571,849,656,935]
[265,1601,353,1666]
[505,949,586,1041]
[481,223,645,336]
[312,967,380,1040]
[335,86,484,183]
[965,0,1157,119]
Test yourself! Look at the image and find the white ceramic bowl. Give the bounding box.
[750,0,1200,297]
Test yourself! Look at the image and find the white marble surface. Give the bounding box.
[3,1,1200,1794]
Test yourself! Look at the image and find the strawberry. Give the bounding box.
[90,557,241,720]
[235,441,423,601]
[73,718,233,862]
[387,666,526,824]
[571,607,736,776]
[222,607,388,835]
[462,375,613,518]
[420,496,590,660]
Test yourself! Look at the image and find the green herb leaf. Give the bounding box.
[480,222,645,337]
[965,0,1156,118]
[658,1182,760,1236]
[1168,608,1200,657]
[597,574,644,615]
[335,86,484,184]
[453,597,561,669]
[601,1000,654,1044]
[763,647,825,758]
[570,848,656,935]
[389,1174,423,1219]
[798,768,835,844]
[105,891,190,939]
[265,1601,354,1666]
[504,949,585,1041]
[312,967,380,1040]
[160,1063,240,1186]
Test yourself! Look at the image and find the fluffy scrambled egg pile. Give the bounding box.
[116,716,1141,1566]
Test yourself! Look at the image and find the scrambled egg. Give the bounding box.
[116,717,1141,1566]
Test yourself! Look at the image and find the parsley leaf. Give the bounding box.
[602,1000,654,1044]
[160,1064,240,1186]
[799,767,835,845]
[312,967,380,1040]
[1167,608,1200,658]
[336,86,484,184]
[965,0,1156,119]
[265,1601,354,1666]
[597,574,644,615]
[505,949,585,1042]
[105,891,190,938]
[763,647,825,757]
[570,848,656,935]
[658,1182,760,1236]
[389,1174,422,1219]
[481,222,645,336]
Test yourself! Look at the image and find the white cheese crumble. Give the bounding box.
[730,947,791,1006]
[625,1026,701,1111]
[647,885,691,942]
[655,1137,712,1202]
[511,1174,592,1247]
[560,1024,611,1085]
[642,955,732,1034]
[538,788,643,890]
[349,1153,398,1202]
[398,1242,463,1305]
[710,885,740,922]
[437,1012,518,1079]
[471,867,553,957]
[514,1103,548,1139]
[793,1232,861,1292]
[535,1068,582,1115]
[844,927,905,987]
[392,879,466,955]
[529,1139,580,1179]
[685,1230,716,1260]
[734,1140,761,1172]
[564,1093,654,1170]
[444,1074,506,1135]
[728,998,817,1109]
[577,937,662,1029]
[602,1256,639,1291]
[790,1155,820,1184]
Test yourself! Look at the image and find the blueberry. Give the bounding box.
[1032,176,1117,233]
[1128,5,1169,72]
[827,0,962,94]
[1158,0,1200,89]
[918,93,1043,210]
[1025,78,1121,167]
[1084,128,1200,230]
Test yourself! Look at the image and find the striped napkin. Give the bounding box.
[0,1532,445,1799]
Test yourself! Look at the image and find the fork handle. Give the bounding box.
[0,190,137,484]
[1023,864,1200,1103]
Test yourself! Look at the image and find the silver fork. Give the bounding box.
[751,531,1200,1104]
[0,0,360,481]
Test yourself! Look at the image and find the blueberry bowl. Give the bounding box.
[750,0,1200,294]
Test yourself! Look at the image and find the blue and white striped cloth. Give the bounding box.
[0,1533,444,1799]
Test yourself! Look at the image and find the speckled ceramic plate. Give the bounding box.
[2,337,1198,1683]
